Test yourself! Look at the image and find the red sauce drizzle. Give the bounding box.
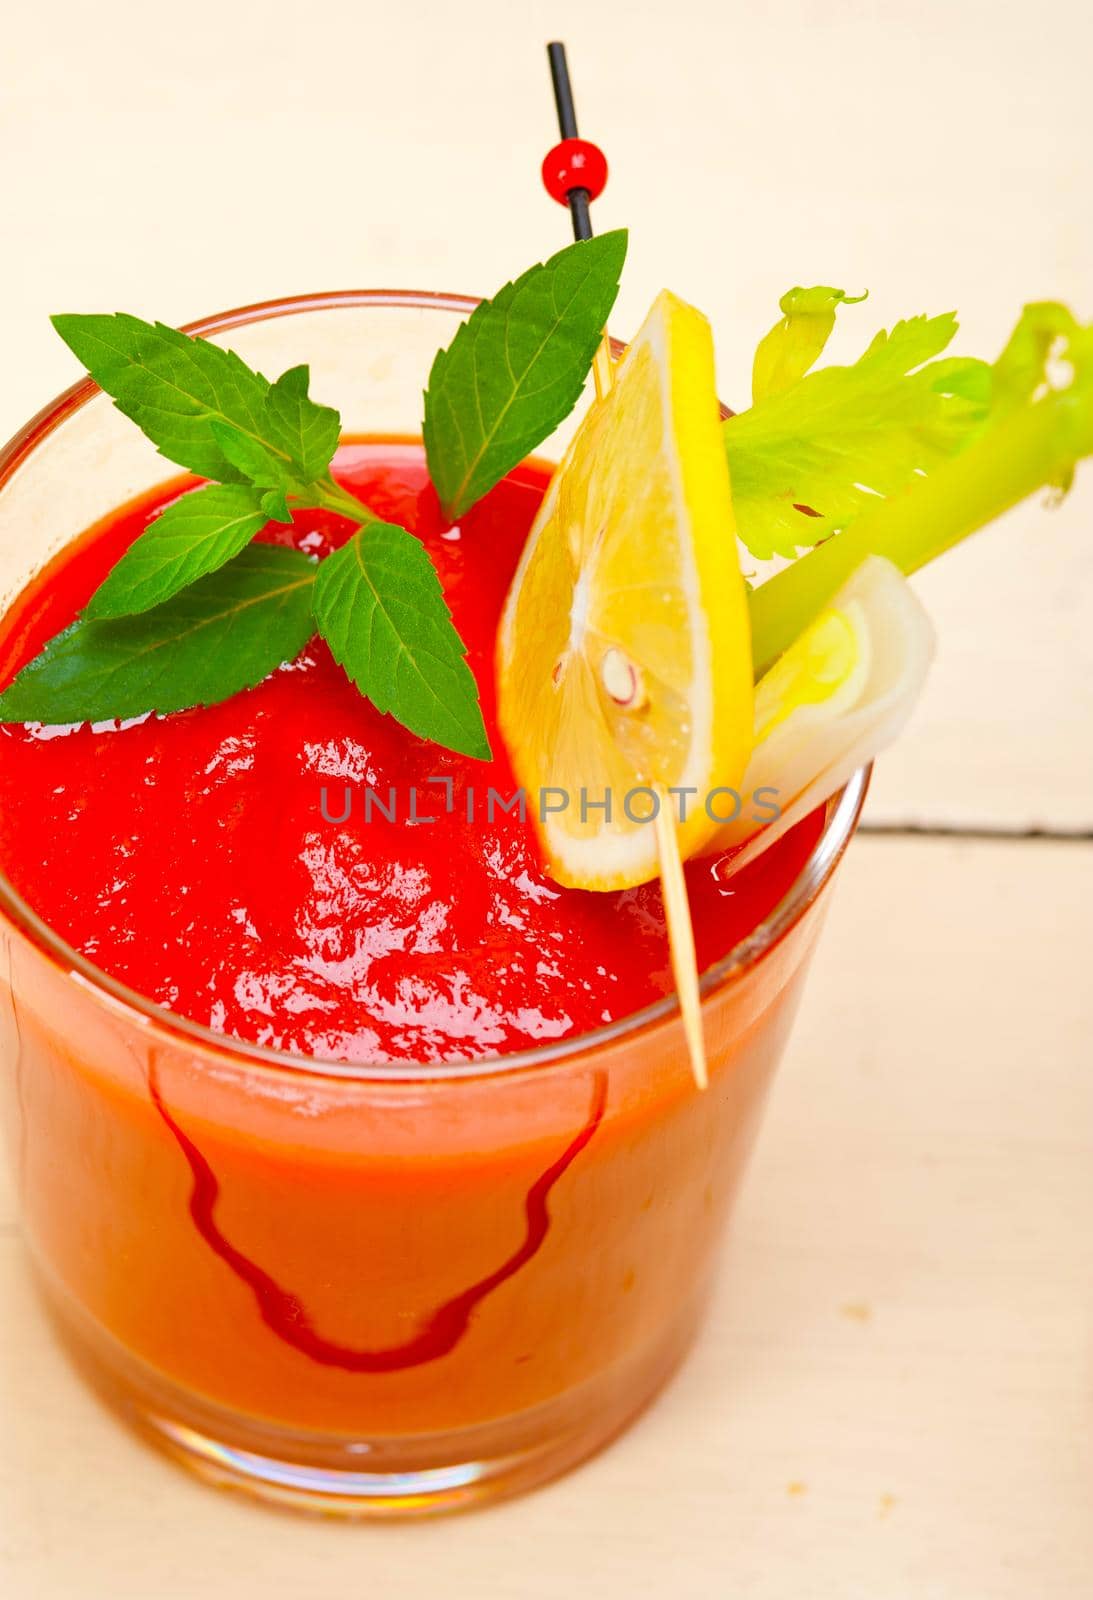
[148,1058,607,1372]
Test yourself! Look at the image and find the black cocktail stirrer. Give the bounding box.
[546,42,594,241]
[542,42,615,401]
[540,42,709,1090]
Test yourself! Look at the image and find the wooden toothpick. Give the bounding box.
[652,788,708,1091]
[544,41,709,1092]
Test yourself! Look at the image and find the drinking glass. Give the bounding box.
[0,291,867,1515]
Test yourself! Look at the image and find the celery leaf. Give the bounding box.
[727,303,991,561]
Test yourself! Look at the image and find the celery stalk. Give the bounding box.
[748,378,1093,679]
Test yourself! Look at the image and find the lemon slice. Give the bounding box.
[497,289,753,890]
[706,555,936,871]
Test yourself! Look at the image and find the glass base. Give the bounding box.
[36,1263,701,1518]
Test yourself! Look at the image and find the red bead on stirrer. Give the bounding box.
[541,140,609,216]
[543,44,608,236]
[542,42,615,404]
[541,41,708,1091]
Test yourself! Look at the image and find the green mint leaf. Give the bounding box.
[0,545,315,724]
[313,524,490,760]
[726,306,991,560]
[265,366,341,480]
[260,488,292,523]
[209,419,303,491]
[423,231,628,520]
[51,313,277,484]
[51,317,341,495]
[751,285,867,403]
[84,483,271,619]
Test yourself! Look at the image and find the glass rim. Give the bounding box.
[0,287,870,1086]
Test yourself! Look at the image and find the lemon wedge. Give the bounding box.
[497,290,754,890]
[707,555,935,872]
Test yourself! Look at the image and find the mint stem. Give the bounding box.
[748,381,1093,678]
[315,480,380,525]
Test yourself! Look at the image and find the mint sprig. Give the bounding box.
[3,245,622,749]
[313,524,491,760]
[85,484,278,619]
[4,246,624,752]
[52,315,376,623]
[0,546,317,723]
[7,314,491,747]
[424,231,627,520]
[52,316,347,504]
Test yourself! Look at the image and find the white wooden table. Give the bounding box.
[1,3,1090,1595]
